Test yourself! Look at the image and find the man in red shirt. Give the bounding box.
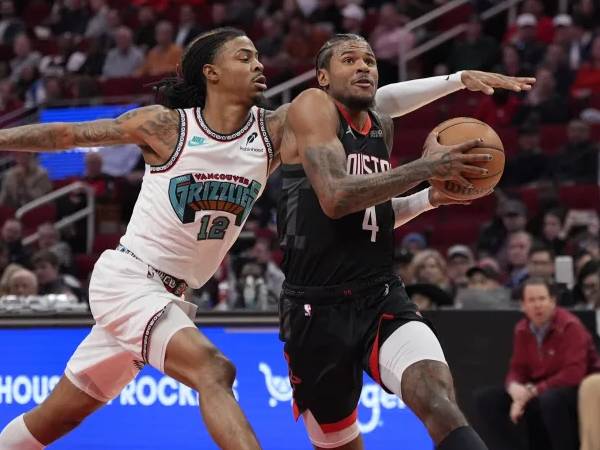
[476,277,600,450]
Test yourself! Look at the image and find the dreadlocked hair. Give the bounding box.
[315,34,368,72]
[154,27,246,109]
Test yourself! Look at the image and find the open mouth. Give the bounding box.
[253,75,267,90]
[352,78,374,88]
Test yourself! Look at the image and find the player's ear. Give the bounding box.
[317,68,329,90]
[203,63,219,84]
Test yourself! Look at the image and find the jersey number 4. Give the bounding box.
[362,207,379,242]
[198,215,230,240]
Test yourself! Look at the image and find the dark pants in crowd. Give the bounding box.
[475,385,579,450]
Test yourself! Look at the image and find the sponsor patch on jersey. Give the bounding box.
[188,136,207,146]
[369,129,383,138]
[168,173,262,225]
[240,132,263,152]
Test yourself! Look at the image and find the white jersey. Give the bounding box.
[120,106,274,288]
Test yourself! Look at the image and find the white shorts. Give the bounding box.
[65,250,198,402]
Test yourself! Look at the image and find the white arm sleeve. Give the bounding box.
[392,188,436,229]
[375,72,465,118]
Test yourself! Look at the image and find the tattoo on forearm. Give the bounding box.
[0,124,63,150]
[304,144,434,216]
[0,106,179,152]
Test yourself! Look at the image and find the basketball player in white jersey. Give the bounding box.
[0,28,281,450]
[0,25,533,449]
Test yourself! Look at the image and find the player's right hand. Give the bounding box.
[421,130,492,189]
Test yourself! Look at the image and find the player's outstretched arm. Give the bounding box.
[0,105,178,156]
[375,70,535,118]
[288,89,491,219]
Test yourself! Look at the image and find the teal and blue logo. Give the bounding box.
[169,173,262,225]
[188,136,206,146]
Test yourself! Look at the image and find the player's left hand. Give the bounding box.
[428,187,493,207]
[461,70,536,95]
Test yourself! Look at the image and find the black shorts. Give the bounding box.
[279,274,429,430]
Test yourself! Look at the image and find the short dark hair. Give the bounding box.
[528,242,555,259]
[32,250,59,268]
[519,276,557,300]
[315,33,369,72]
[156,27,246,108]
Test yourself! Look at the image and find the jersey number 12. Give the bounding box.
[198,215,230,240]
[362,207,379,242]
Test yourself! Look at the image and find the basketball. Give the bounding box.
[429,117,505,201]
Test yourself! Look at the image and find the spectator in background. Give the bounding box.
[552,14,578,70]
[575,260,600,309]
[526,243,574,305]
[505,230,533,293]
[455,259,512,309]
[369,3,415,86]
[32,250,77,298]
[393,247,414,285]
[494,44,533,79]
[49,0,89,36]
[501,122,550,186]
[37,222,72,271]
[340,4,365,35]
[136,21,182,77]
[175,4,202,47]
[540,207,567,254]
[411,249,453,296]
[134,6,156,51]
[85,0,109,39]
[255,16,285,68]
[1,219,29,267]
[478,198,528,258]
[9,33,41,84]
[474,90,521,129]
[447,16,499,73]
[0,241,9,279]
[308,0,340,32]
[283,15,330,66]
[211,2,233,29]
[566,16,594,71]
[0,262,21,295]
[38,32,80,77]
[552,119,599,183]
[0,79,22,115]
[509,13,546,67]
[405,282,453,311]
[0,0,23,45]
[74,37,106,77]
[477,278,600,450]
[571,35,600,99]
[446,244,474,291]
[7,267,38,296]
[83,152,115,203]
[542,43,574,94]
[401,231,427,254]
[102,27,144,78]
[251,237,284,302]
[0,153,52,209]
[513,66,570,124]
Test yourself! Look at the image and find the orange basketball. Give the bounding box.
[429,117,505,201]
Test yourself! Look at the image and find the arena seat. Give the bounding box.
[74,252,98,281]
[558,184,600,211]
[92,233,122,254]
[20,203,57,229]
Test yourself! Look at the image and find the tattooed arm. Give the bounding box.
[288,89,490,219]
[0,105,179,164]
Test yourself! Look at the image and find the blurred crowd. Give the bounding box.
[0,0,597,313]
